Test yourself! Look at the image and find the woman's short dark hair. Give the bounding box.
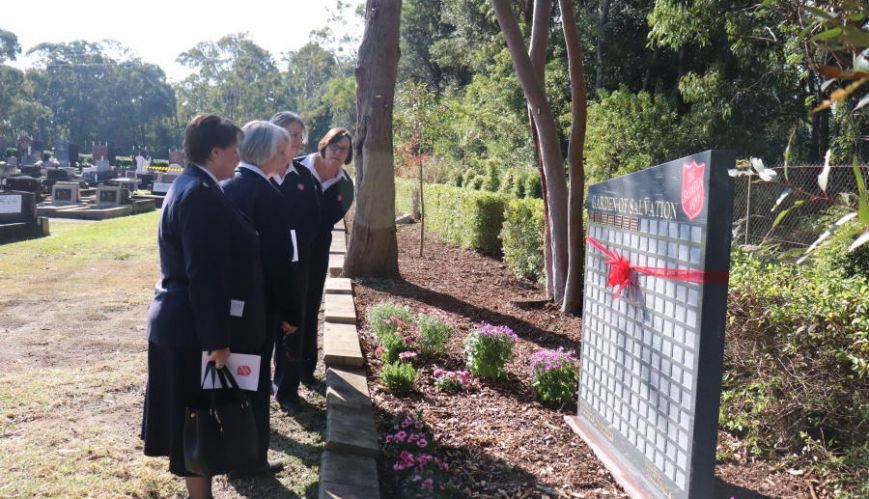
[184,114,242,165]
[317,127,353,164]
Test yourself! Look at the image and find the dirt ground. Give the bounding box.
[352,222,818,498]
[0,215,325,498]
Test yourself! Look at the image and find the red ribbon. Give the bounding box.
[586,236,728,300]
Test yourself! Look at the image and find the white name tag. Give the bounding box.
[230,299,245,317]
[290,229,299,262]
[200,352,260,391]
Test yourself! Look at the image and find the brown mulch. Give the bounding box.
[350,223,815,498]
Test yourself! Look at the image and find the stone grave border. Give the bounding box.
[318,218,381,499]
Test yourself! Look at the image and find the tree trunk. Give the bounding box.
[558,0,587,315]
[493,0,569,304]
[528,0,553,299]
[344,0,401,278]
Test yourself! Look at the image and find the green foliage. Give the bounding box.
[500,197,545,282]
[529,348,579,406]
[381,361,419,395]
[415,314,454,357]
[814,219,869,278]
[723,247,869,492]
[367,302,415,340]
[463,324,517,379]
[584,87,692,183]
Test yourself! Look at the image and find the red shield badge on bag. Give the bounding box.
[681,161,705,220]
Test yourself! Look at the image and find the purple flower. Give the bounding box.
[473,323,518,342]
[530,347,578,373]
[399,351,418,361]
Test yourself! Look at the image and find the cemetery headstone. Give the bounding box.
[0,190,37,224]
[92,143,109,161]
[566,150,735,499]
[96,186,129,207]
[52,181,81,205]
[6,176,41,197]
[54,140,71,167]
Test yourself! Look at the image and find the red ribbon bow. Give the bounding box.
[586,236,728,300]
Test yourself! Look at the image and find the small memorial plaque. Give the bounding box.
[152,181,173,194]
[567,150,734,499]
[54,188,72,201]
[99,190,118,204]
[0,194,22,214]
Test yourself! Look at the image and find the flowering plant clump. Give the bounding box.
[463,323,518,378]
[415,314,454,357]
[378,319,421,363]
[529,347,579,405]
[381,361,419,395]
[432,367,471,393]
[382,411,454,497]
[367,302,415,339]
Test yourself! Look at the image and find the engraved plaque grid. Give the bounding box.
[579,215,705,492]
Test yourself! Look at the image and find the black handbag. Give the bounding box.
[183,362,259,476]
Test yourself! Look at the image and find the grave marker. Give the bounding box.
[96,186,129,207]
[52,181,81,205]
[566,150,735,499]
[0,191,36,223]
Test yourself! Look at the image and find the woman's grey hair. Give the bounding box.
[269,111,305,130]
[239,120,290,165]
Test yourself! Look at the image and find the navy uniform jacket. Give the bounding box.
[223,166,302,327]
[147,164,266,352]
[320,169,354,233]
[273,160,322,253]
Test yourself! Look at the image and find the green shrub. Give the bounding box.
[511,171,527,198]
[381,361,419,395]
[529,348,579,405]
[380,331,414,363]
[416,314,454,357]
[813,219,869,278]
[422,183,506,255]
[722,247,869,493]
[367,302,415,340]
[395,177,416,216]
[501,197,545,282]
[463,324,518,378]
[482,160,501,192]
[524,171,542,198]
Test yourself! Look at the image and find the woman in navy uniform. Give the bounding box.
[268,111,321,413]
[298,127,355,384]
[142,114,268,499]
[222,120,300,474]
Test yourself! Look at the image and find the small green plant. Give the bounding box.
[463,323,518,378]
[381,361,419,395]
[529,347,579,405]
[367,302,414,339]
[432,368,471,393]
[416,314,453,357]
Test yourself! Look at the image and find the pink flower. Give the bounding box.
[416,438,428,448]
[433,367,444,378]
[395,431,407,443]
[401,417,413,429]
[421,478,434,490]
[403,337,414,346]
[399,351,418,361]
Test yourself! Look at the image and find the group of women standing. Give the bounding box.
[141,112,354,498]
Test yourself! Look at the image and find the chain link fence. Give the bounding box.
[732,164,868,249]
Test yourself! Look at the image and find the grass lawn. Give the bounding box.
[0,213,324,498]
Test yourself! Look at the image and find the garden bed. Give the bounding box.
[351,222,814,498]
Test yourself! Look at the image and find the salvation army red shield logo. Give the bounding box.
[681,161,705,220]
[237,365,251,376]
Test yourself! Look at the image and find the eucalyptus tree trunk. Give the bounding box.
[493,0,587,314]
[559,0,588,314]
[493,0,569,305]
[344,0,401,278]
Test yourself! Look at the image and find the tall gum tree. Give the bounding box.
[344,0,402,278]
[492,0,588,313]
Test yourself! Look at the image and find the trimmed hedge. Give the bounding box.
[501,197,546,282]
[396,177,546,279]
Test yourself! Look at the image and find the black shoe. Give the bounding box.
[227,460,284,479]
[280,399,304,415]
[300,376,319,388]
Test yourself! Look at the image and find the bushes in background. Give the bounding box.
[501,197,546,282]
[396,177,545,278]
